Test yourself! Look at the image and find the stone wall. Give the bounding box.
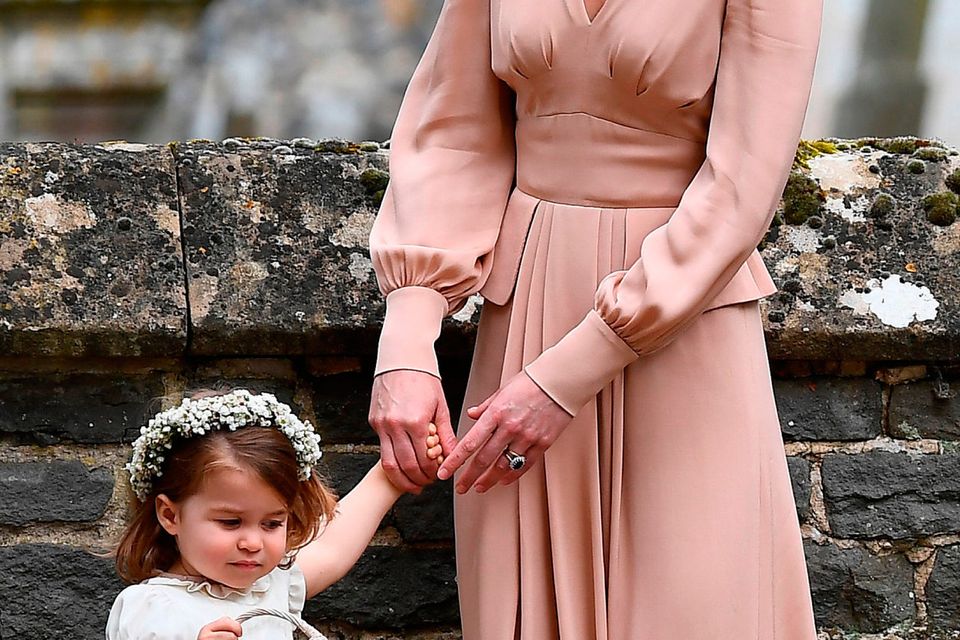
[1,136,959,639]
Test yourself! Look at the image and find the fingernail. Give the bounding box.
[476,485,486,494]
[437,468,449,480]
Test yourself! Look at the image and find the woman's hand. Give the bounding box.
[437,370,573,494]
[197,617,242,640]
[369,370,458,494]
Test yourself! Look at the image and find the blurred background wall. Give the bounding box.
[0,0,956,147]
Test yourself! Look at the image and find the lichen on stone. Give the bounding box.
[921,191,958,227]
[793,139,838,170]
[781,171,824,225]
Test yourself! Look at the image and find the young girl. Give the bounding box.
[105,387,444,640]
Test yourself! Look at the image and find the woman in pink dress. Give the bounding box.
[367,0,823,637]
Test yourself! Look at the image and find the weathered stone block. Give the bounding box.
[0,142,186,357]
[0,461,113,526]
[822,451,960,538]
[889,377,960,440]
[926,544,960,629]
[787,456,812,523]
[305,546,458,629]
[775,377,882,441]
[0,373,164,444]
[763,138,959,361]
[174,139,393,356]
[0,544,124,639]
[805,540,914,632]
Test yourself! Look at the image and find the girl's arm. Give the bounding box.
[296,461,405,599]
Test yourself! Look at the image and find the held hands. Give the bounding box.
[437,370,573,494]
[197,617,243,640]
[369,369,458,493]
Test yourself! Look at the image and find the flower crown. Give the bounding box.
[125,389,323,502]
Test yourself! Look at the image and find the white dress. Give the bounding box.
[105,563,316,640]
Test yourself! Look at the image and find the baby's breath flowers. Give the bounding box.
[125,389,322,501]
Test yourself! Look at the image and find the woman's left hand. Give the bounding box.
[436,371,573,494]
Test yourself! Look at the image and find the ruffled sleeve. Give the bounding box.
[524,0,823,416]
[368,0,517,379]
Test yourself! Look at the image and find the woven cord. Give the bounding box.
[234,608,327,640]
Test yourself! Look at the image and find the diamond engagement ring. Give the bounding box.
[503,448,526,471]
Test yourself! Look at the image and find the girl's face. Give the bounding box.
[156,465,290,589]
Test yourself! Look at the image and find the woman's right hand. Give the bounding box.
[369,369,458,493]
[197,617,242,639]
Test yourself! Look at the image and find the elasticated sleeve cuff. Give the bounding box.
[523,309,639,417]
[374,286,449,379]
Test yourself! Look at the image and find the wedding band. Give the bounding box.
[503,448,526,471]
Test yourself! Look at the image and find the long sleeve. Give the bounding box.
[524,0,823,416]
[369,0,517,379]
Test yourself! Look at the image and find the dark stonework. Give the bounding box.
[889,377,960,440]
[305,546,458,629]
[926,545,960,629]
[316,451,379,498]
[775,377,882,441]
[0,544,125,639]
[0,142,186,357]
[318,451,455,543]
[393,480,455,543]
[308,367,380,445]
[821,451,960,538]
[805,541,914,632]
[0,460,113,526]
[787,456,812,523]
[0,373,164,444]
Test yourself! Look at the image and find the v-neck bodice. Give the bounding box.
[489,0,727,207]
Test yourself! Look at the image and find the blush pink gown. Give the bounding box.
[368,0,823,638]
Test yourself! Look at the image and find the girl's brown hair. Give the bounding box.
[107,388,337,584]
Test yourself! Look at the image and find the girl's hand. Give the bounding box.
[436,371,573,494]
[369,370,458,493]
[197,616,242,639]
[426,422,445,464]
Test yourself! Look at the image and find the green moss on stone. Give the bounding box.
[913,147,949,162]
[870,193,896,218]
[781,171,824,225]
[946,168,960,195]
[358,141,381,152]
[885,137,923,154]
[921,191,959,226]
[907,159,926,174]
[359,168,390,193]
[793,139,838,170]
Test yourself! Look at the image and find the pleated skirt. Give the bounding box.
[453,198,817,640]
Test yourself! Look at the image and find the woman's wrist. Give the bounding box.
[375,286,448,378]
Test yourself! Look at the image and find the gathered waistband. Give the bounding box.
[515,113,705,209]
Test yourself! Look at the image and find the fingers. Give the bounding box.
[434,400,459,458]
[454,421,522,494]
[437,408,499,482]
[198,617,242,640]
[466,390,498,420]
[377,434,421,494]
